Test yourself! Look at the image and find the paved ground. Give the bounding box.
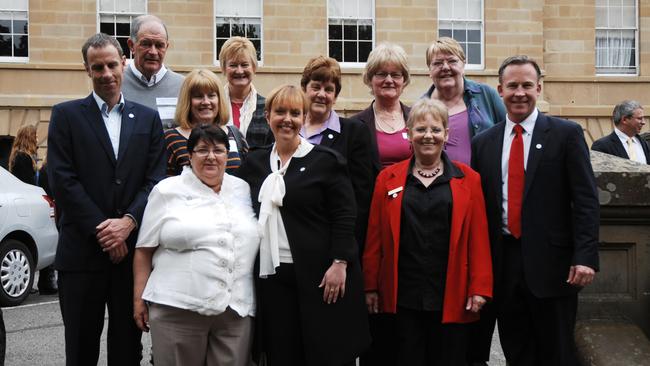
[4,288,506,365]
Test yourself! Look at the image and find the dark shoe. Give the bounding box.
[37,267,58,295]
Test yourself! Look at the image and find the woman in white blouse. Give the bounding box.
[133,124,260,366]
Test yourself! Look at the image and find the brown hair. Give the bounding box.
[174,69,230,129]
[9,124,37,172]
[300,56,342,97]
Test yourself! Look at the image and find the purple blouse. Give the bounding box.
[444,110,471,165]
[376,128,411,168]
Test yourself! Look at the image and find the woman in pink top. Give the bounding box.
[353,43,412,176]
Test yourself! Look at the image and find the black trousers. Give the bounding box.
[497,236,579,366]
[359,313,397,366]
[395,307,468,366]
[58,262,142,366]
[466,301,497,363]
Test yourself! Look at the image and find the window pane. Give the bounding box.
[344,23,357,40]
[329,40,342,61]
[216,38,227,59]
[132,0,146,13]
[344,41,357,62]
[0,19,11,34]
[468,0,481,20]
[622,6,636,27]
[13,34,27,57]
[246,0,262,16]
[359,0,373,18]
[359,41,372,62]
[232,22,245,37]
[251,39,261,60]
[115,22,130,37]
[439,28,452,38]
[0,34,11,56]
[358,24,372,40]
[116,0,132,12]
[468,29,480,42]
[9,0,28,11]
[609,7,622,28]
[453,28,466,42]
[329,23,342,40]
[216,20,230,38]
[344,0,358,18]
[467,43,480,64]
[438,1,451,19]
[595,6,607,27]
[100,22,115,35]
[13,19,27,34]
[454,0,468,18]
[246,22,261,39]
[99,0,115,12]
[116,36,129,57]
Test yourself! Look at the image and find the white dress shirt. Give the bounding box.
[614,127,647,164]
[136,167,261,317]
[501,108,538,233]
[92,91,124,159]
[128,61,168,87]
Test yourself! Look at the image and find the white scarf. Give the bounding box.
[224,84,258,136]
[257,138,314,277]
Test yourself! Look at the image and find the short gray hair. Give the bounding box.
[130,15,168,41]
[612,100,643,125]
[82,33,123,64]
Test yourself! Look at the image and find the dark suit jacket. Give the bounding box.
[471,113,600,298]
[318,117,375,256]
[591,130,650,164]
[352,101,411,175]
[47,94,166,271]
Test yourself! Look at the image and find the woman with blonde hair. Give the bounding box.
[423,37,505,165]
[164,69,248,176]
[219,36,271,148]
[9,124,38,184]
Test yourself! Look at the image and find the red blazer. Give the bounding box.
[363,158,493,323]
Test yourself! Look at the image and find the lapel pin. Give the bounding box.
[128,113,135,119]
[327,133,334,139]
[536,143,542,149]
[299,167,306,172]
[388,186,403,198]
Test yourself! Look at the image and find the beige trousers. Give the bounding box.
[149,303,253,366]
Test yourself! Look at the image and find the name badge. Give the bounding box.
[402,132,408,140]
[388,186,403,198]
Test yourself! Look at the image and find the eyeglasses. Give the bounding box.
[374,72,404,80]
[430,58,461,69]
[193,148,228,158]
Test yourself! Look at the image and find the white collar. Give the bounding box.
[505,108,538,135]
[129,61,168,86]
[614,127,636,144]
[92,91,125,115]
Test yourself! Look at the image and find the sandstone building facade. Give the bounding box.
[1,0,648,164]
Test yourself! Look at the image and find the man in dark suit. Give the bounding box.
[471,55,600,365]
[592,100,649,164]
[47,33,165,366]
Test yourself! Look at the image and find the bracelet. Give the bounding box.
[333,259,347,265]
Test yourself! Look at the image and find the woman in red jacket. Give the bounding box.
[363,98,492,366]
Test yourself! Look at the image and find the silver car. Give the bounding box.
[0,167,58,306]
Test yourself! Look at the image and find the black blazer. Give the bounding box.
[591,130,650,164]
[47,94,166,271]
[352,101,411,175]
[471,113,600,298]
[318,117,374,256]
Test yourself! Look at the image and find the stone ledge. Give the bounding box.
[576,320,650,366]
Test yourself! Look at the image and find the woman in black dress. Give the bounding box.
[236,85,370,366]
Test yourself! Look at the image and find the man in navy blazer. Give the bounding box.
[47,33,165,366]
[471,56,599,365]
[592,100,649,164]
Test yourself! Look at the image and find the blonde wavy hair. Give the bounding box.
[174,69,230,129]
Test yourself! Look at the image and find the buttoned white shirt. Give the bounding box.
[501,108,538,233]
[128,61,168,87]
[614,127,647,164]
[92,91,125,159]
[136,167,261,317]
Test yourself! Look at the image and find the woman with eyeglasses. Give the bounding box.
[164,69,248,176]
[134,124,261,366]
[353,43,412,175]
[423,37,505,165]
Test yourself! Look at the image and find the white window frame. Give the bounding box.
[437,0,484,70]
[595,0,638,76]
[97,0,147,59]
[214,0,264,66]
[0,0,29,63]
[327,0,375,68]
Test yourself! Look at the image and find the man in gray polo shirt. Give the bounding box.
[122,15,184,128]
